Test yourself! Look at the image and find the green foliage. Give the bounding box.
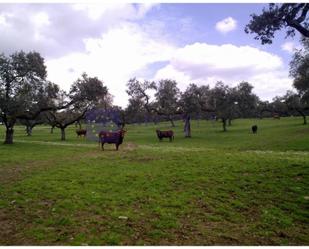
[154,79,181,115]
[289,38,309,103]
[245,4,309,44]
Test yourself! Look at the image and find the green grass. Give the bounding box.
[0,117,308,245]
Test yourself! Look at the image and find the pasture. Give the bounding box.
[0,117,308,245]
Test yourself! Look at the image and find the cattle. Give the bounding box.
[76,129,87,137]
[251,125,258,134]
[156,129,174,142]
[99,129,126,151]
[273,113,280,119]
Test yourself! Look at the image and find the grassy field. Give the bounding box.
[0,117,308,245]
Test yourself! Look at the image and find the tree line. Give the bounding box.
[1,3,308,144]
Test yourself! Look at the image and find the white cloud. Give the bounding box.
[281,41,300,54]
[0,4,293,107]
[46,22,175,107]
[154,42,292,101]
[0,13,8,26]
[72,3,157,21]
[47,34,293,106]
[215,17,237,34]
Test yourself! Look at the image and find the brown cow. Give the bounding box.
[156,129,174,142]
[99,129,126,150]
[76,129,87,137]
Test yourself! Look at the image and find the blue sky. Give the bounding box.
[0,3,301,107]
[142,3,298,67]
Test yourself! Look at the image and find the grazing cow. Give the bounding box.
[156,129,174,142]
[76,129,87,137]
[99,129,126,151]
[251,125,258,134]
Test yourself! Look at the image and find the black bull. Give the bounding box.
[156,129,174,142]
[252,125,258,134]
[99,130,126,150]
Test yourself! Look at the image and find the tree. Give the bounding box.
[126,78,156,112]
[46,73,109,141]
[69,73,108,107]
[19,114,45,136]
[208,82,236,132]
[0,51,58,144]
[46,108,88,141]
[125,98,148,124]
[289,38,309,103]
[180,84,211,137]
[245,4,309,44]
[154,79,181,127]
[283,90,308,125]
[235,81,259,118]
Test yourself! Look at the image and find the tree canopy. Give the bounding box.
[245,3,309,44]
[289,38,309,103]
[0,51,56,143]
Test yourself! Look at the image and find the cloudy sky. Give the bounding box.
[0,3,301,107]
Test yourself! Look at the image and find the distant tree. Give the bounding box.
[0,51,61,144]
[126,78,156,112]
[95,92,114,110]
[284,90,308,125]
[180,84,211,137]
[245,3,309,44]
[69,73,108,107]
[126,78,182,127]
[235,81,259,118]
[208,82,236,132]
[180,84,204,115]
[18,81,60,136]
[19,114,45,136]
[271,96,290,116]
[46,108,88,141]
[125,98,148,124]
[46,73,108,141]
[154,79,181,127]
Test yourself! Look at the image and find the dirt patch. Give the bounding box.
[0,208,35,245]
[0,159,53,185]
[124,142,138,151]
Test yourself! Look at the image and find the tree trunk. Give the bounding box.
[168,115,175,127]
[61,127,66,141]
[153,116,158,125]
[228,119,232,126]
[184,115,191,138]
[50,125,55,134]
[297,110,307,125]
[4,127,14,144]
[26,125,32,136]
[222,118,227,132]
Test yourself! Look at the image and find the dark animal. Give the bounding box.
[252,125,258,134]
[99,129,126,150]
[156,129,174,142]
[273,113,280,119]
[76,129,87,137]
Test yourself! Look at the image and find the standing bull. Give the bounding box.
[76,129,87,137]
[251,125,258,134]
[156,129,174,142]
[99,129,126,151]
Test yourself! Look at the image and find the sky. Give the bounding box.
[0,3,302,107]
